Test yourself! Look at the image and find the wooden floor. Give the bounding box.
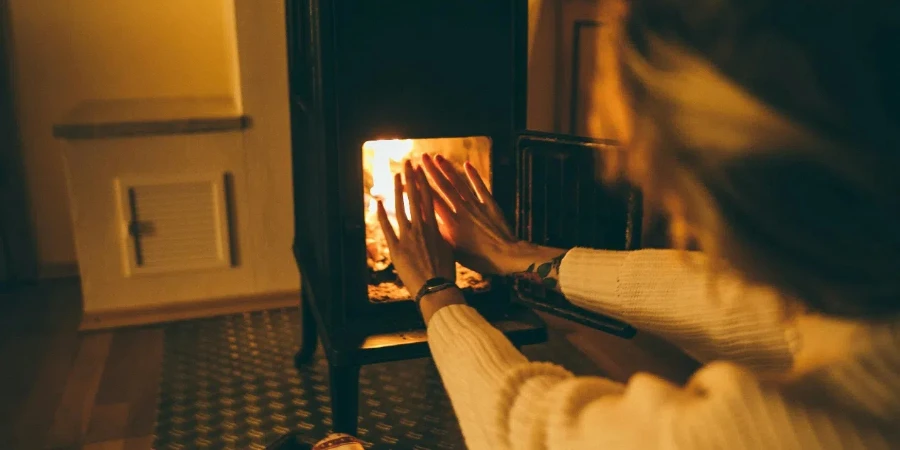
[0,279,163,450]
[0,279,698,450]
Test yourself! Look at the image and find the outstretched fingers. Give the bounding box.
[422,154,463,210]
[435,154,480,206]
[463,162,491,204]
[404,160,423,229]
[431,186,455,222]
[416,167,436,226]
[464,162,514,240]
[376,200,398,248]
[394,173,410,232]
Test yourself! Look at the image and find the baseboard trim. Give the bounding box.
[79,290,300,331]
[38,262,80,280]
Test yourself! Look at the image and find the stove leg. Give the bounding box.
[328,364,360,435]
[293,288,318,369]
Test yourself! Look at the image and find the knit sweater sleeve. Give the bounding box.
[427,305,891,450]
[558,248,794,372]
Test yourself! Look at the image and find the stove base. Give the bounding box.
[295,287,547,436]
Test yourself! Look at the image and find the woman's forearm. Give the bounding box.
[498,244,795,371]
[420,287,468,325]
[558,248,795,371]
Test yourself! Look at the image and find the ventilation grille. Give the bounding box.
[117,175,232,275]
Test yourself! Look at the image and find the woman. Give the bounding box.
[372,1,900,449]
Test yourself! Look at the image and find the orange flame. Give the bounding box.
[363,139,413,221]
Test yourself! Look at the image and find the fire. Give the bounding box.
[362,136,492,273]
[363,139,413,220]
[363,139,415,271]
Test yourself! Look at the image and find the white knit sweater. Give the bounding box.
[427,249,900,449]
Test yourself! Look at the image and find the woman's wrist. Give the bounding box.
[497,240,569,275]
[419,287,467,325]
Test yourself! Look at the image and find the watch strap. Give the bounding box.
[414,277,457,310]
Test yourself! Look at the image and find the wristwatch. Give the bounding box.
[414,277,458,310]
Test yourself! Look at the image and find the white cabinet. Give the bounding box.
[56,97,295,329]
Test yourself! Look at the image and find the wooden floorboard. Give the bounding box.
[80,435,153,450]
[10,333,82,450]
[84,404,130,445]
[2,281,83,450]
[0,280,162,450]
[0,334,48,443]
[45,332,114,448]
[124,330,164,441]
[90,327,164,442]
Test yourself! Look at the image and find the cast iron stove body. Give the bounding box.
[285,0,640,434]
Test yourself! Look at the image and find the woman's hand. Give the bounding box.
[421,154,527,275]
[377,160,456,295]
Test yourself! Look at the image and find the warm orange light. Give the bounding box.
[362,136,492,274]
[362,139,413,223]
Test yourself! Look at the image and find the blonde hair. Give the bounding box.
[593,23,900,318]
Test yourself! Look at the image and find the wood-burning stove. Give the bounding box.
[285,0,641,435]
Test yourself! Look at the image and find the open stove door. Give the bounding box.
[513,130,640,338]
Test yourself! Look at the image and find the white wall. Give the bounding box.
[8,0,242,266]
[232,0,300,294]
[528,0,560,132]
[527,0,627,136]
[9,0,299,307]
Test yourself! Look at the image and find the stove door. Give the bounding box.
[514,130,639,337]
